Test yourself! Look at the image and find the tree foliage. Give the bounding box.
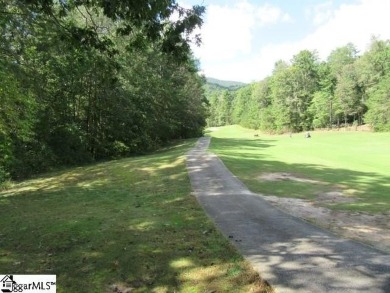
[0,0,207,182]
[206,40,390,134]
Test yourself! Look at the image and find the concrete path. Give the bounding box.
[186,137,390,293]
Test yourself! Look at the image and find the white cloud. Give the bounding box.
[193,3,255,61]
[256,4,292,26]
[305,1,334,26]
[198,0,390,83]
[301,0,390,58]
[192,1,292,63]
[190,0,390,82]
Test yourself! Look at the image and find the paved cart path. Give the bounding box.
[186,137,390,293]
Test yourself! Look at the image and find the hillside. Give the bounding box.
[206,77,247,90]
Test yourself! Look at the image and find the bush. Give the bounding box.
[111,141,130,158]
[0,166,9,184]
[10,140,57,180]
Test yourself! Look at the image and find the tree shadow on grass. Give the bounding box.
[210,137,390,212]
[0,193,266,292]
[186,144,390,292]
[0,140,269,293]
[210,137,276,154]
[209,191,390,293]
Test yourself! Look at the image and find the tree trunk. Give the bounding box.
[344,115,348,130]
[329,100,333,130]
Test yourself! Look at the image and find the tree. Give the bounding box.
[204,40,390,134]
[364,75,390,131]
[310,62,337,128]
[335,63,363,127]
[0,63,36,181]
[231,86,250,125]
[356,38,390,129]
[0,0,207,182]
[326,44,360,127]
[21,0,205,62]
[327,43,358,77]
[241,80,272,130]
[268,51,320,133]
[269,60,293,132]
[216,90,233,126]
[290,50,319,130]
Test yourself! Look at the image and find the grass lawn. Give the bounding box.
[0,139,271,293]
[207,125,390,213]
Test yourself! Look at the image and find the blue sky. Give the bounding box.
[181,0,390,82]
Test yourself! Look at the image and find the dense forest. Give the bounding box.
[207,40,390,134]
[0,0,208,183]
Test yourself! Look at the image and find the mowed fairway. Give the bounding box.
[0,139,271,293]
[208,125,390,213]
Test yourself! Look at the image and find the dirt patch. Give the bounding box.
[316,190,357,204]
[261,194,390,253]
[259,172,322,184]
[108,283,134,293]
[259,172,390,252]
[315,124,372,132]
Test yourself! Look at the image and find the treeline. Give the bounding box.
[0,0,207,182]
[207,40,390,133]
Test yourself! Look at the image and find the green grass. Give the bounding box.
[208,125,390,213]
[0,139,271,293]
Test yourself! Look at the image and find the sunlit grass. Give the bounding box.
[208,125,390,213]
[0,138,271,292]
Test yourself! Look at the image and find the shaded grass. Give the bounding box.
[0,138,272,293]
[208,125,390,213]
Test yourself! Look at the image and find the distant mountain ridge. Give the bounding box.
[206,77,247,90]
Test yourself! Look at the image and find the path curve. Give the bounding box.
[186,137,390,293]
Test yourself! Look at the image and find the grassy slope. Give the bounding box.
[208,125,390,213]
[0,139,271,293]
